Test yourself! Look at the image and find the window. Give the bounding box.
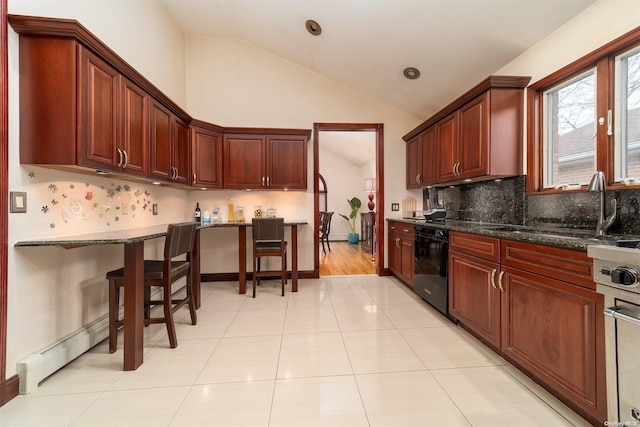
[615,46,640,181]
[543,69,597,188]
[527,27,640,193]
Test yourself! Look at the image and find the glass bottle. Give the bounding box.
[254,205,263,218]
[227,198,235,222]
[194,202,201,224]
[236,205,245,222]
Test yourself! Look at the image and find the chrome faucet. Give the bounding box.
[587,171,616,236]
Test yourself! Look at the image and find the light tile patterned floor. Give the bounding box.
[0,275,593,426]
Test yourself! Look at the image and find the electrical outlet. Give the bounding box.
[391,203,399,211]
[152,204,158,215]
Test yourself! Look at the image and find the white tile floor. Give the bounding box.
[0,275,593,426]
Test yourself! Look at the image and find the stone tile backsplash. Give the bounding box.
[428,175,640,235]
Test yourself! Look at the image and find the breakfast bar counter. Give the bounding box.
[15,220,307,371]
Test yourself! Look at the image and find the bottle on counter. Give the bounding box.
[227,199,235,222]
[194,202,201,224]
[254,205,263,218]
[236,205,245,222]
[212,206,221,223]
[203,209,211,225]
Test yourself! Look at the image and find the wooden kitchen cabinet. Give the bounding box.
[190,121,223,188]
[404,76,530,185]
[500,241,606,425]
[149,100,190,185]
[223,129,310,190]
[406,126,436,188]
[387,221,414,287]
[449,232,501,347]
[449,231,606,425]
[16,37,149,177]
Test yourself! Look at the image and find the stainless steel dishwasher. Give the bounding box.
[588,245,640,425]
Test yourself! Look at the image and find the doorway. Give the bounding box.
[313,123,384,277]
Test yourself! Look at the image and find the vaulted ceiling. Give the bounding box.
[160,0,596,121]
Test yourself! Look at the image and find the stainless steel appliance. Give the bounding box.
[414,225,456,322]
[588,245,640,424]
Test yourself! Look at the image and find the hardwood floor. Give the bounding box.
[319,241,376,276]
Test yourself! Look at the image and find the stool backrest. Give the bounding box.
[164,222,197,260]
[252,218,284,241]
[319,211,333,237]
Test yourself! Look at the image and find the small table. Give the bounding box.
[15,220,306,371]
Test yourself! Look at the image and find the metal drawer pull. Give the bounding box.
[498,271,505,292]
[116,148,123,167]
[122,150,128,168]
[490,269,497,289]
[604,306,640,326]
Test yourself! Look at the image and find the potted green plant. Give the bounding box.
[339,197,362,244]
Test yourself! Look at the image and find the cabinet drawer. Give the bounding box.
[501,240,594,290]
[450,231,500,262]
[388,221,414,238]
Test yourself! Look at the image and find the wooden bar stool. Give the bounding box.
[106,222,198,353]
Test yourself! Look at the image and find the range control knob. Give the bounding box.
[610,267,639,286]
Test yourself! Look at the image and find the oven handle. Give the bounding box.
[604,306,640,326]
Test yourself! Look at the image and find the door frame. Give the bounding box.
[313,123,384,276]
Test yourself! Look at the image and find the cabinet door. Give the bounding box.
[191,127,223,188]
[266,136,307,189]
[79,48,118,171]
[458,93,488,178]
[436,112,459,182]
[172,117,190,185]
[406,135,421,188]
[400,237,414,287]
[223,135,265,189]
[120,76,148,177]
[388,234,401,276]
[149,100,172,181]
[449,250,501,348]
[501,267,606,422]
[420,127,437,185]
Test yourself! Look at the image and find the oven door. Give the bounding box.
[605,298,640,423]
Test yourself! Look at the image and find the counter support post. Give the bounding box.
[123,241,144,371]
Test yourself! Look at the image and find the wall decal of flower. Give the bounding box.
[28,171,35,178]
[41,206,49,214]
[47,184,58,193]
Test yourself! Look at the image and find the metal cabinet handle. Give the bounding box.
[604,306,640,326]
[416,173,421,184]
[193,173,196,185]
[116,149,123,168]
[607,109,613,136]
[490,269,497,289]
[396,237,401,248]
[122,150,128,169]
[498,271,505,292]
[267,176,270,186]
[262,176,265,186]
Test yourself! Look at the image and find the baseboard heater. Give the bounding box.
[16,286,167,394]
[17,310,113,394]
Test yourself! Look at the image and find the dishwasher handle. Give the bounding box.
[604,306,640,326]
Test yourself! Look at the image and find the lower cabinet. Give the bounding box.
[449,232,606,425]
[387,221,414,287]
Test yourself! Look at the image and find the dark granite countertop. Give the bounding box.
[387,218,639,251]
[14,220,308,249]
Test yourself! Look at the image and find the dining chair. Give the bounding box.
[318,211,334,255]
[252,217,288,298]
[105,221,198,353]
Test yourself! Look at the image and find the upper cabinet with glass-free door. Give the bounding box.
[527,26,640,193]
[404,76,530,187]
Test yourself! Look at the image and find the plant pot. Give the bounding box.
[348,232,359,244]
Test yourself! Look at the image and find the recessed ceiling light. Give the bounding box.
[306,19,322,36]
[403,67,420,80]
